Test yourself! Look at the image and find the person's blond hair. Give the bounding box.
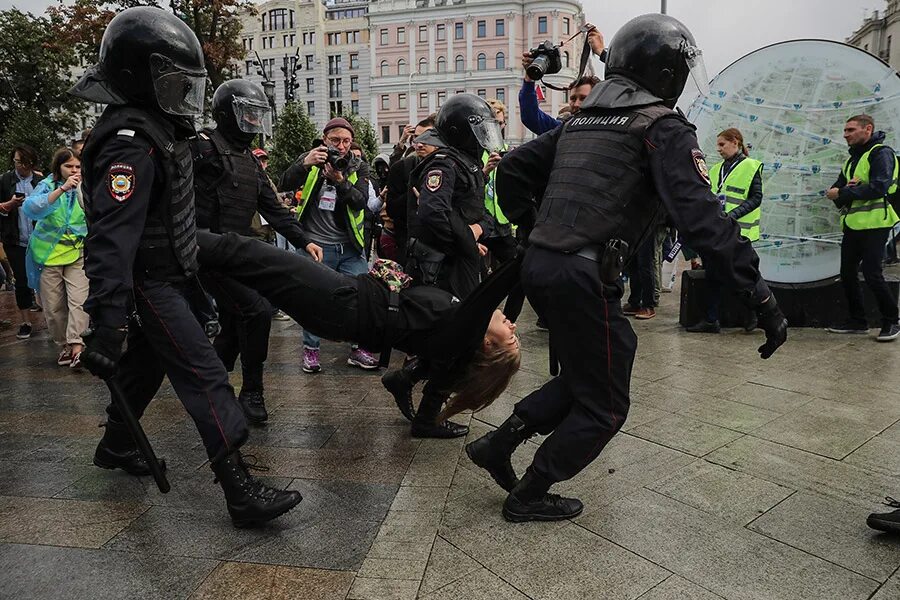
[438,343,521,421]
[486,98,507,120]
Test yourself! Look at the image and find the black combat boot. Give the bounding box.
[211,449,302,528]
[238,389,268,424]
[93,419,167,476]
[410,390,468,438]
[382,358,426,422]
[465,414,532,492]
[867,497,900,534]
[502,468,583,523]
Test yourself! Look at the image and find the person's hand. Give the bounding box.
[477,242,488,257]
[303,146,328,167]
[305,242,323,262]
[469,223,483,240]
[756,295,787,359]
[323,162,344,183]
[584,22,605,57]
[61,174,81,192]
[400,124,415,144]
[80,326,127,379]
[825,187,840,201]
[521,52,535,82]
[848,177,860,186]
[483,152,502,176]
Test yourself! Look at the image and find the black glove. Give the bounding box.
[81,326,127,379]
[755,295,787,359]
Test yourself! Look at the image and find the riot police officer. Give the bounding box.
[193,79,323,424]
[72,7,301,528]
[464,14,788,522]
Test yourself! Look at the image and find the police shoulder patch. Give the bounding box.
[426,169,443,192]
[691,149,710,184]
[108,163,135,203]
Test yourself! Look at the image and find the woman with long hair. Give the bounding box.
[196,231,522,424]
[22,147,89,367]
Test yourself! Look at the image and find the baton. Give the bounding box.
[104,377,170,494]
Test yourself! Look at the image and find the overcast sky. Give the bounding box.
[2,0,886,79]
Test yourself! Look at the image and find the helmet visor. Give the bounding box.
[232,96,273,135]
[469,116,505,154]
[150,53,207,116]
[683,43,710,98]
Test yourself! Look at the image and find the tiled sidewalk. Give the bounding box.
[1,281,899,599]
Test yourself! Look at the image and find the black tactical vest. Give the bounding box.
[408,147,484,241]
[82,106,199,281]
[194,128,261,234]
[530,104,681,256]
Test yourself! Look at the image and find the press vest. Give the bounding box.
[298,166,364,251]
[27,178,87,268]
[708,156,763,242]
[841,144,900,230]
[530,105,681,254]
[82,106,199,281]
[195,127,261,235]
[482,148,510,227]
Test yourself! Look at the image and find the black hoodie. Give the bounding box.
[832,130,896,208]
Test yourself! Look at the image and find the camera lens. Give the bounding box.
[527,54,549,81]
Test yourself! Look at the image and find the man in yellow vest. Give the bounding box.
[825,114,900,342]
[278,117,380,370]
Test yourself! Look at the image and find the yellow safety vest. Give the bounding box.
[841,143,900,230]
[482,149,510,226]
[708,156,763,243]
[298,166,365,250]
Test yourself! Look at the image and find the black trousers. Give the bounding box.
[514,247,636,483]
[626,236,656,309]
[840,227,899,326]
[482,235,526,322]
[200,271,272,393]
[4,244,34,310]
[106,278,247,460]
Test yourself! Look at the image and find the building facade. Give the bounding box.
[846,1,900,67]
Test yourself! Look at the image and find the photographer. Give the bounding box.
[519,24,604,135]
[278,118,378,373]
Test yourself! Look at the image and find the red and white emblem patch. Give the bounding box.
[426,169,443,192]
[108,163,135,203]
[691,149,710,185]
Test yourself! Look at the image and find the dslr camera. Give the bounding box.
[325,146,350,171]
[527,40,563,81]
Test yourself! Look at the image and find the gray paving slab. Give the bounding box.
[0,459,95,497]
[871,569,900,600]
[747,492,900,581]
[714,382,814,413]
[627,415,745,457]
[419,568,531,600]
[648,459,795,525]
[581,488,879,600]
[419,536,483,596]
[843,434,900,477]
[0,543,217,600]
[675,394,782,433]
[637,576,725,600]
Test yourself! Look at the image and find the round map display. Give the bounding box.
[687,40,900,284]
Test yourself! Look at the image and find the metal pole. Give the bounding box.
[661,0,667,14]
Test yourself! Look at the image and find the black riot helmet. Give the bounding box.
[69,6,207,117]
[604,14,709,108]
[418,94,504,159]
[212,79,273,146]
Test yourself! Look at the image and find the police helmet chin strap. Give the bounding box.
[541,27,594,93]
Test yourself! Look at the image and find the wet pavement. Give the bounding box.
[1,273,899,599]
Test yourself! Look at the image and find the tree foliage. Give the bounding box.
[267,101,318,185]
[1,108,59,172]
[341,112,379,162]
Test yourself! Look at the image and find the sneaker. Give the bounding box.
[3,281,13,291]
[867,497,900,534]
[877,323,900,342]
[685,320,721,334]
[825,321,868,334]
[16,323,32,339]
[622,303,640,316]
[302,347,321,373]
[57,346,73,366]
[635,307,656,320]
[69,352,82,370]
[28,304,42,312]
[348,348,379,370]
[272,309,291,321]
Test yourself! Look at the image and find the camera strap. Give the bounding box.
[543,30,594,92]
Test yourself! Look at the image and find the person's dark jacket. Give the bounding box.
[386,153,420,255]
[831,130,896,208]
[0,170,42,247]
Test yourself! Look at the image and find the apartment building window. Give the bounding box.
[307,101,315,116]
[563,51,570,68]
[380,29,388,45]
[477,20,486,38]
[455,22,463,39]
[269,8,288,30]
[283,34,293,47]
[302,31,315,45]
[419,92,428,108]
[563,17,570,35]
[330,101,343,116]
[538,16,547,34]
[351,99,359,114]
[419,25,428,42]
[477,88,486,98]
[306,55,314,70]
[381,94,390,110]
[476,53,486,70]
[327,32,340,45]
[242,38,254,51]
[496,19,505,36]
[262,37,269,49]
[350,53,359,69]
[347,31,360,44]
[418,57,427,73]
[496,88,505,104]
[328,55,342,75]
[436,24,445,41]
[889,35,894,57]
[436,56,446,72]
[455,54,464,72]
[328,78,342,98]
[306,78,314,93]
[269,36,276,48]
[398,93,407,109]
[456,89,464,95]
[398,27,406,44]
[350,76,358,92]
[380,60,388,76]
[261,12,266,31]
[496,52,505,69]
[437,91,446,107]
[245,60,253,75]
[381,126,390,144]
[398,58,407,75]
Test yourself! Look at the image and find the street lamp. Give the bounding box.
[660,0,667,14]
[281,48,302,102]
[407,70,422,124]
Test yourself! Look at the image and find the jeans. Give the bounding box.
[301,241,368,349]
[840,227,899,326]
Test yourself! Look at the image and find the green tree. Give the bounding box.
[0,108,59,172]
[267,101,318,185]
[341,112,379,162]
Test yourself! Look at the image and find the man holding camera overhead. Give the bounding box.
[519,23,605,135]
[278,117,378,373]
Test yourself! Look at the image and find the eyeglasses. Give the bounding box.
[325,136,352,147]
